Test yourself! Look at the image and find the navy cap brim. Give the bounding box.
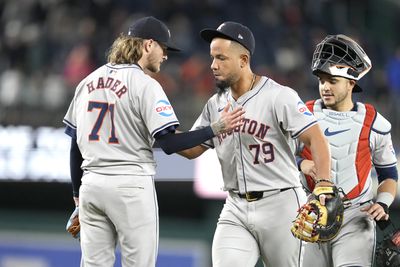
[200,28,236,44]
[162,41,181,52]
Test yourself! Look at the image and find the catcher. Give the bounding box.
[295,34,398,267]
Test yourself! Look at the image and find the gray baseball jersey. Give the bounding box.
[193,76,317,266]
[63,63,179,175]
[192,76,317,193]
[63,63,179,266]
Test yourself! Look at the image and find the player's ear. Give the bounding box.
[143,39,153,53]
[239,53,249,68]
[348,79,356,92]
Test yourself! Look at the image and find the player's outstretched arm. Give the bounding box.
[177,145,208,159]
[155,105,244,155]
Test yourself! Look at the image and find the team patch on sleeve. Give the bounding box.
[297,101,313,116]
[155,100,174,117]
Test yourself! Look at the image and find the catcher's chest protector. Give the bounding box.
[301,100,376,199]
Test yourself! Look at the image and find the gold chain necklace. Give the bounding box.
[249,74,256,91]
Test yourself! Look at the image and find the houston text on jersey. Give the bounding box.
[217,117,270,144]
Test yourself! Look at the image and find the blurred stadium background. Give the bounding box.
[0,0,400,266]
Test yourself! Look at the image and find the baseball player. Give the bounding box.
[178,21,332,267]
[63,16,244,267]
[297,34,398,267]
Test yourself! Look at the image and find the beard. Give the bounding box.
[216,80,229,94]
[215,77,234,95]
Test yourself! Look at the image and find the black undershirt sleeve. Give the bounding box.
[70,137,84,198]
[154,125,214,154]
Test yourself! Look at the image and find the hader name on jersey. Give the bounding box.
[217,117,270,144]
[86,77,128,98]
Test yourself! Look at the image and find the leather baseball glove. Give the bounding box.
[66,206,80,239]
[291,184,344,243]
[375,224,400,267]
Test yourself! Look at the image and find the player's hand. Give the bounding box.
[291,185,344,242]
[66,206,80,240]
[211,103,245,135]
[313,180,335,206]
[300,159,316,179]
[361,202,389,221]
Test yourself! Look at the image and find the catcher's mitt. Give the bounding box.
[375,224,400,267]
[291,185,344,243]
[66,206,80,239]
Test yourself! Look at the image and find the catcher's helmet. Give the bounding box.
[311,34,371,92]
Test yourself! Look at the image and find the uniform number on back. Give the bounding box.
[249,143,274,164]
[87,101,119,144]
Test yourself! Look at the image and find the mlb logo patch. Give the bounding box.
[155,100,174,117]
[297,101,312,116]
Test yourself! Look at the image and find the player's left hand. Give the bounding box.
[361,202,389,221]
[313,180,335,205]
[211,103,245,135]
[66,206,80,240]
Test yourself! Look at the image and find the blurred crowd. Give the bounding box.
[0,0,400,146]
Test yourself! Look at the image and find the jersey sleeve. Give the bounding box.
[63,78,88,138]
[274,87,317,138]
[372,132,398,182]
[371,113,398,180]
[371,132,398,168]
[138,79,179,137]
[63,95,77,138]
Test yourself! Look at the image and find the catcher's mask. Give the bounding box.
[311,34,371,92]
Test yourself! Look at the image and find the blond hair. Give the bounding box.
[107,35,144,64]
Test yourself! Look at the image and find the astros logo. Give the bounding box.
[155,100,173,117]
[297,101,312,116]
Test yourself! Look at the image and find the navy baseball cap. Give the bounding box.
[127,16,181,51]
[200,21,255,55]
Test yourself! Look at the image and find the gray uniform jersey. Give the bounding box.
[192,76,317,192]
[63,63,179,176]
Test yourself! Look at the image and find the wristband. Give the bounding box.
[376,202,389,214]
[376,192,394,208]
[315,179,333,185]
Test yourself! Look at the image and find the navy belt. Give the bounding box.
[235,187,292,202]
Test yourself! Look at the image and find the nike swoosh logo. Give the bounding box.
[324,128,350,136]
[218,107,224,112]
